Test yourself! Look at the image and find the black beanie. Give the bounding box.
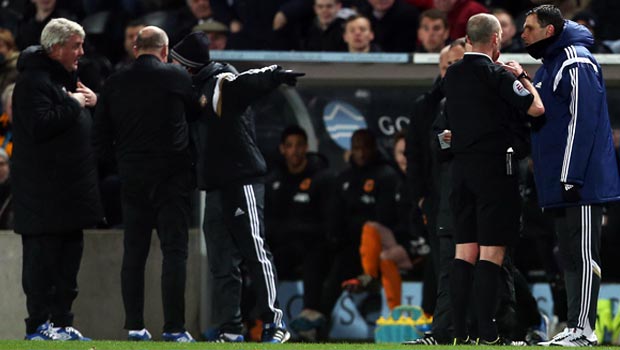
[170,31,211,69]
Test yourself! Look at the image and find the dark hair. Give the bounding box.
[526,5,564,33]
[419,8,448,29]
[393,130,406,145]
[280,125,307,144]
[126,19,146,29]
[351,128,376,148]
[344,14,372,30]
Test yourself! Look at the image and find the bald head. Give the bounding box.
[135,26,169,61]
[438,45,450,77]
[466,13,501,45]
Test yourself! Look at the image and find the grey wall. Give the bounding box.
[0,230,203,340]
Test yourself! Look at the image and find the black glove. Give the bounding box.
[561,182,581,202]
[272,66,305,86]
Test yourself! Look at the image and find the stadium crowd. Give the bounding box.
[1,0,620,346]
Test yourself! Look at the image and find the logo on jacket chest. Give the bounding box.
[363,179,375,193]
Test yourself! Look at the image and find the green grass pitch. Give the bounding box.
[1,341,619,350]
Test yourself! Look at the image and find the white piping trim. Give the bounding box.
[243,185,283,325]
[553,47,598,92]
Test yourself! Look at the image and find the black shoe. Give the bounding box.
[477,336,527,346]
[453,336,473,345]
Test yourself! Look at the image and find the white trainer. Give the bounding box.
[538,327,597,347]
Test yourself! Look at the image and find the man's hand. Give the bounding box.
[272,67,305,86]
[69,91,86,108]
[502,60,526,78]
[76,81,97,107]
[562,182,581,203]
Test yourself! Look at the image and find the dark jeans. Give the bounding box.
[121,171,192,333]
[21,231,83,334]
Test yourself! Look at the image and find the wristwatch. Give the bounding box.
[517,70,532,82]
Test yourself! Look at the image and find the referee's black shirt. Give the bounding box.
[443,52,534,155]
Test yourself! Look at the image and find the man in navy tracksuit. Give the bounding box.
[522,5,620,346]
[170,31,303,343]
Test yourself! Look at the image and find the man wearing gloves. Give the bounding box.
[170,31,303,343]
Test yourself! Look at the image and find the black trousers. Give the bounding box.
[554,205,602,332]
[21,231,83,334]
[431,233,455,343]
[204,183,283,334]
[120,172,192,333]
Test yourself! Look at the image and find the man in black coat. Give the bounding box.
[92,26,197,342]
[359,0,419,52]
[170,31,303,343]
[12,18,102,341]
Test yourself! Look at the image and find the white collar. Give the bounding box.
[464,52,493,62]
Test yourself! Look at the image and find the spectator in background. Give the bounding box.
[416,8,449,52]
[343,15,379,52]
[342,132,429,311]
[13,18,102,341]
[211,0,309,50]
[571,10,612,53]
[265,125,332,341]
[0,83,14,157]
[169,0,214,45]
[114,20,145,71]
[0,5,23,36]
[323,129,400,333]
[0,147,12,229]
[193,20,229,50]
[433,0,488,41]
[406,0,433,10]
[0,29,19,102]
[16,0,77,50]
[301,0,347,51]
[360,0,419,52]
[492,8,524,52]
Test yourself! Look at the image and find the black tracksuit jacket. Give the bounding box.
[192,64,283,191]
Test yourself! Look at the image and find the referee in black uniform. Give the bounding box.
[442,13,544,345]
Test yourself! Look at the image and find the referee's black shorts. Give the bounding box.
[449,153,520,246]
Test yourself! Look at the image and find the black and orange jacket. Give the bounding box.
[265,153,331,242]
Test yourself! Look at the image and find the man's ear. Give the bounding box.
[546,24,555,38]
[160,45,169,62]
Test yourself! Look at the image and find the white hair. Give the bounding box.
[40,18,85,52]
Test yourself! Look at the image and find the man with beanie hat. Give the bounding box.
[171,31,303,343]
[93,25,198,342]
[522,5,620,346]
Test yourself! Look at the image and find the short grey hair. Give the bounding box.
[40,18,85,52]
[466,13,501,45]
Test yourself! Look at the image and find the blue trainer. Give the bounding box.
[54,326,91,341]
[128,328,152,341]
[262,322,291,343]
[25,322,60,341]
[162,331,195,342]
